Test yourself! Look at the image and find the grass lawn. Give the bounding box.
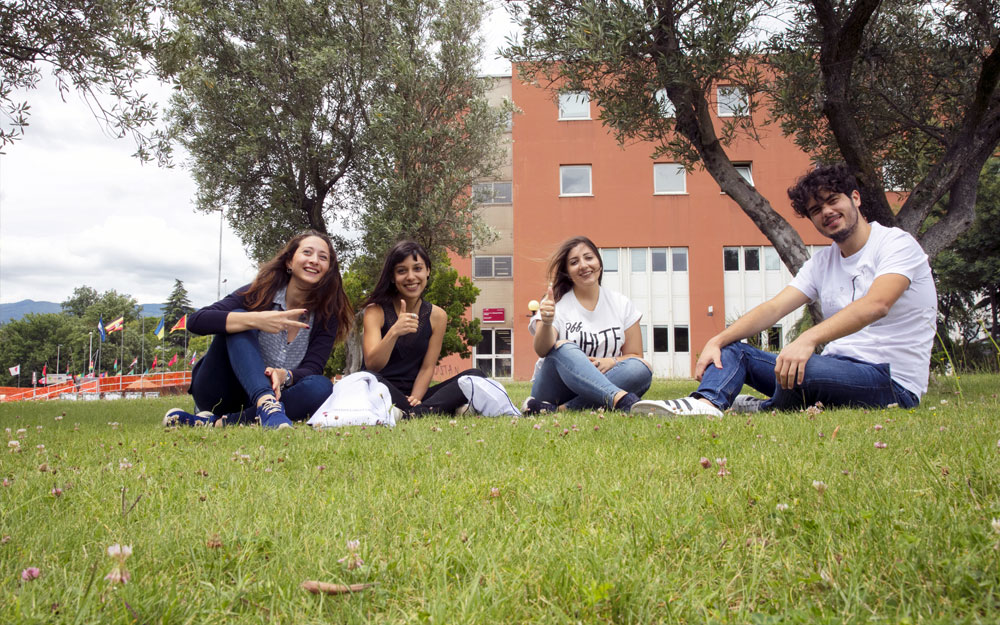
[2,374,999,624]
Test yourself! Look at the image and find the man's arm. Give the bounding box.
[774,273,910,389]
[695,286,810,380]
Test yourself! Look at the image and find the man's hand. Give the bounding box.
[694,340,723,381]
[774,336,817,389]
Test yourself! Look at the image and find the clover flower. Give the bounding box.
[776,503,789,512]
[874,441,887,449]
[489,487,500,498]
[337,539,363,570]
[699,457,712,469]
[873,424,883,431]
[812,480,827,494]
[105,543,132,585]
[21,567,40,581]
[991,518,1000,534]
[8,440,20,450]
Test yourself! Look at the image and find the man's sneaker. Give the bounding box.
[631,397,724,419]
[731,394,765,414]
[521,396,557,415]
[256,398,293,430]
[163,408,213,427]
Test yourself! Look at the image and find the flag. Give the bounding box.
[170,314,187,334]
[9,365,19,376]
[150,355,158,369]
[98,315,107,342]
[154,317,165,340]
[113,359,119,371]
[167,353,178,367]
[190,352,198,365]
[129,357,138,370]
[106,316,124,333]
[89,360,94,372]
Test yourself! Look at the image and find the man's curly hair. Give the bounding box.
[787,163,860,218]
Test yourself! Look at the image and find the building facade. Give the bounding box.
[441,68,833,381]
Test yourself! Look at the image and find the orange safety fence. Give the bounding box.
[0,372,192,403]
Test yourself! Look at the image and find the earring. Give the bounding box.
[286,268,292,275]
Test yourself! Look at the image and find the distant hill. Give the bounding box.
[0,301,165,324]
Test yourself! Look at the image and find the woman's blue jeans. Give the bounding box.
[530,342,652,410]
[189,329,332,422]
[694,342,920,411]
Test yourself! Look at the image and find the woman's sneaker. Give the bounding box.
[256,398,293,429]
[521,396,557,415]
[630,397,724,419]
[163,408,213,427]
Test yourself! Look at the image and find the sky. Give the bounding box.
[0,3,516,310]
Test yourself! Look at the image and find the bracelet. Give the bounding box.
[282,369,293,388]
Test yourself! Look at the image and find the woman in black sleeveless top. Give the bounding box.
[361,241,485,416]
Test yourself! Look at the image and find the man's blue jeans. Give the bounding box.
[189,329,332,422]
[531,342,652,410]
[694,342,920,411]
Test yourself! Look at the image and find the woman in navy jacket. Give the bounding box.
[164,230,352,429]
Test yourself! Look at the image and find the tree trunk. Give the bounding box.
[343,311,364,374]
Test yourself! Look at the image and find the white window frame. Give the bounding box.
[472,181,512,205]
[560,165,593,196]
[475,328,513,378]
[717,85,748,117]
[558,91,591,120]
[654,88,676,118]
[653,163,686,195]
[734,163,754,185]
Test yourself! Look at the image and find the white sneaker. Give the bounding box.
[631,398,724,418]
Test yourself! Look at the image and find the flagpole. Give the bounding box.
[88,331,93,378]
[120,320,125,392]
[141,315,145,376]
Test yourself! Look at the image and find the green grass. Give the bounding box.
[2,374,999,624]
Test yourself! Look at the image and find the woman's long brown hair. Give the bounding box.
[547,236,603,302]
[240,230,354,341]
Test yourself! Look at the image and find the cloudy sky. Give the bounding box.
[0,3,515,310]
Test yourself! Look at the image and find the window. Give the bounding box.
[560,165,592,196]
[631,249,646,272]
[475,329,512,377]
[672,248,688,271]
[504,110,513,133]
[602,249,619,272]
[472,181,512,204]
[651,248,668,272]
[734,163,753,185]
[558,91,590,120]
[724,247,740,271]
[653,163,686,194]
[654,88,675,118]
[473,255,512,279]
[744,248,760,271]
[653,326,670,352]
[674,326,689,352]
[717,86,747,117]
[767,326,782,351]
[640,325,649,353]
[764,247,780,271]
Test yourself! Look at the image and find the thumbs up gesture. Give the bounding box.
[539,284,556,326]
[391,299,420,337]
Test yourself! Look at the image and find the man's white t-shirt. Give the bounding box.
[529,286,642,367]
[788,222,937,397]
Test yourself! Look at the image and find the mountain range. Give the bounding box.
[0,300,165,324]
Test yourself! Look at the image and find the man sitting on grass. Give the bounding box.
[633,163,937,418]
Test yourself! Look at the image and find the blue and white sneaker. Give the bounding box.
[731,394,765,414]
[163,408,214,427]
[256,398,293,430]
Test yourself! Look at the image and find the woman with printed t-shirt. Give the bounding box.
[163,230,353,429]
[525,235,652,414]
